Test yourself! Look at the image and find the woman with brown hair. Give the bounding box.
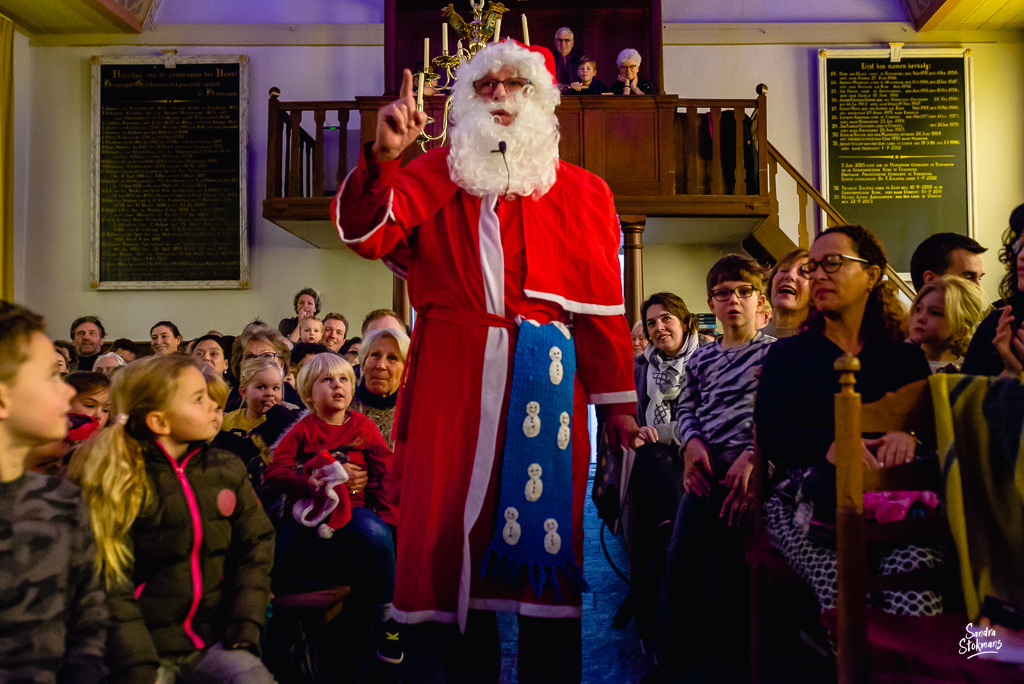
[761,248,811,339]
[755,224,938,617]
[634,291,701,446]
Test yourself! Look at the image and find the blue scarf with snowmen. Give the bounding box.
[481,319,585,598]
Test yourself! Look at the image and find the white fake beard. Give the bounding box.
[447,91,560,199]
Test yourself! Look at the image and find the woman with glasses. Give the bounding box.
[962,203,1024,375]
[754,225,941,618]
[225,327,304,413]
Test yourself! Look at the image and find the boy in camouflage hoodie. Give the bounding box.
[0,301,108,683]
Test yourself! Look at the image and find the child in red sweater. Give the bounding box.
[264,353,401,664]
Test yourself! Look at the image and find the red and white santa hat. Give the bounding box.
[292,451,352,538]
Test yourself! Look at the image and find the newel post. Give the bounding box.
[620,215,646,327]
[267,87,282,199]
[834,352,866,684]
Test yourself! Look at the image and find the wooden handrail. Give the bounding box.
[765,141,916,300]
[267,89,363,200]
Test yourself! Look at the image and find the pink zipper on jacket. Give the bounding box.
[159,443,207,650]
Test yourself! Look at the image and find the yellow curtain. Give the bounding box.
[0,14,13,300]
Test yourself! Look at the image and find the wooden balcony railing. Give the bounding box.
[764,141,915,299]
[265,87,360,202]
[263,85,771,228]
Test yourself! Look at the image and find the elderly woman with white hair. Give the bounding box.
[348,327,410,449]
[616,48,656,95]
[93,351,127,375]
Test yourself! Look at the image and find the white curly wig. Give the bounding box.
[447,40,562,198]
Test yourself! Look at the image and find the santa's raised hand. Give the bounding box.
[371,69,429,163]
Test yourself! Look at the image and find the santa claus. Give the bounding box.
[331,39,638,681]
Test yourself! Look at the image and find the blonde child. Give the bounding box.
[67,354,275,684]
[222,358,284,437]
[297,316,324,344]
[0,302,107,683]
[908,274,985,373]
[264,353,401,664]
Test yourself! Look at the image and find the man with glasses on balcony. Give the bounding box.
[331,38,638,681]
[552,26,581,92]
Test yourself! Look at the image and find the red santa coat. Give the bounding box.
[330,145,636,629]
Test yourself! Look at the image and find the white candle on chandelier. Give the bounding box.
[416,72,425,110]
[442,23,448,55]
[493,18,501,42]
[423,37,430,74]
[521,15,530,46]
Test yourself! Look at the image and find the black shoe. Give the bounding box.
[376,618,404,665]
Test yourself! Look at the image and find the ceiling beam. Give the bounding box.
[78,0,144,33]
[911,0,990,31]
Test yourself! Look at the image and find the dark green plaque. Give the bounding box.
[92,57,248,289]
[823,54,972,271]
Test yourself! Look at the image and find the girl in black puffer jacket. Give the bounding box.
[69,355,276,684]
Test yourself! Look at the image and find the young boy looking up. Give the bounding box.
[654,255,775,682]
[676,254,774,516]
[0,301,108,684]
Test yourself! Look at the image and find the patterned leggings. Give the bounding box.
[765,495,947,616]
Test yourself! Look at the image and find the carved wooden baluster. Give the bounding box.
[337,108,351,189]
[288,109,303,198]
[621,216,646,326]
[267,87,283,199]
[305,142,313,197]
[768,155,779,221]
[685,105,698,195]
[798,185,809,249]
[283,114,292,197]
[756,84,768,198]
[834,353,866,684]
[733,106,745,195]
[709,107,723,195]
[313,110,326,197]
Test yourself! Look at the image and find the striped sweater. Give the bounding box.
[674,332,775,464]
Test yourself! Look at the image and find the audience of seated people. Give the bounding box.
[7,206,1024,683]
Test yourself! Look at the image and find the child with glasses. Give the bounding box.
[651,254,775,682]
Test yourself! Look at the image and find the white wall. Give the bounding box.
[644,243,738,315]
[153,0,384,25]
[663,37,1024,304]
[15,41,394,341]
[12,31,32,301]
[11,18,1023,341]
[662,0,907,24]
